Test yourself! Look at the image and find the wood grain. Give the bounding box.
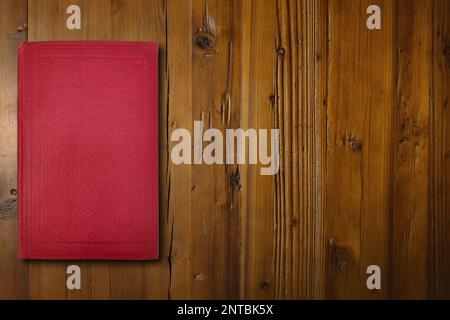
[269,0,325,299]
[164,0,193,299]
[0,0,449,299]
[240,0,277,299]
[431,0,450,299]
[0,0,28,300]
[392,0,432,299]
[325,0,395,299]
[188,0,241,299]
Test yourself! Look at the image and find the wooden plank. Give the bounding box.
[238,0,251,299]
[0,0,28,300]
[312,0,328,300]
[296,0,327,299]
[189,0,241,299]
[275,0,296,299]
[238,0,325,300]
[325,0,395,299]
[273,0,326,299]
[240,0,277,299]
[139,0,171,301]
[392,0,432,299]
[430,0,450,299]
[165,0,193,299]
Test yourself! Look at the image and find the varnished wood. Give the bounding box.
[325,0,395,299]
[431,0,450,299]
[240,0,277,299]
[392,0,432,299]
[0,0,448,300]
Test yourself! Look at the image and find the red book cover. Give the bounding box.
[18,41,159,260]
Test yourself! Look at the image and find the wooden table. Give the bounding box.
[0,0,448,300]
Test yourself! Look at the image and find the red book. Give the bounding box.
[18,41,159,260]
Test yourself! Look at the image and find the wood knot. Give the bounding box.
[193,273,204,280]
[277,47,286,56]
[230,169,241,191]
[445,150,450,160]
[194,32,215,50]
[327,243,352,273]
[10,189,17,196]
[259,280,270,290]
[342,133,362,151]
[291,218,297,227]
[443,43,450,66]
[334,247,348,271]
[17,23,27,33]
[269,94,276,104]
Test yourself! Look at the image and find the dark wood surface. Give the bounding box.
[0,0,448,299]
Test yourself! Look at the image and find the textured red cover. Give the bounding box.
[18,41,159,260]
